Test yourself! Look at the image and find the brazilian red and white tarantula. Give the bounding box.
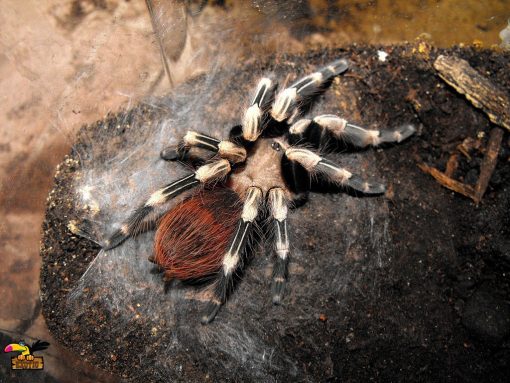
[104,58,415,324]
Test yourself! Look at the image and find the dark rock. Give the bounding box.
[462,287,510,342]
[40,45,510,382]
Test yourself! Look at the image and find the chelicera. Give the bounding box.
[104,58,415,324]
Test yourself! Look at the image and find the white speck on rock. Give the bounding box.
[377,50,389,62]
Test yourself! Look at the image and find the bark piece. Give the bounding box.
[434,55,510,131]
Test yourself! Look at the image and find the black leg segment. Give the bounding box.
[104,160,231,251]
[290,115,415,149]
[285,147,386,195]
[201,187,263,324]
[268,188,290,304]
[271,59,349,122]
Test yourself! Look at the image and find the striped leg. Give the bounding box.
[289,115,415,148]
[286,148,386,194]
[201,186,263,324]
[104,159,231,250]
[161,131,247,164]
[268,188,290,304]
[242,77,277,141]
[271,59,349,122]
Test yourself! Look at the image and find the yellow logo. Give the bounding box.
[4,340,49,370]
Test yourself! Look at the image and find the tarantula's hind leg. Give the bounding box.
[286,148,386,195]
[201,186,263,324]
[289,115,415,148]
[271,59,349,122]
[268,188,290,304]
[104,159,231,250]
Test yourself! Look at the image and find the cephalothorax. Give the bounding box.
[104,59,415,324]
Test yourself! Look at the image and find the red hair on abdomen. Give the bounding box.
[154,187,242,281]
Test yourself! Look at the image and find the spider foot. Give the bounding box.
[160,146,180,161]
[103,228,129,250]
[348,175,386,195]
[321,58,349,78]
[271,277,286,305]
[271,253,289,305]
[379,124,416,144]
[201,300,222,325]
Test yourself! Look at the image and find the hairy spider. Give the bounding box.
[104,58,415,324]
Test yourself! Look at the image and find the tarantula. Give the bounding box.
[104,58,415,324]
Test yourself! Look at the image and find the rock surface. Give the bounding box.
[462,286,510,342]
[40,45,510,382]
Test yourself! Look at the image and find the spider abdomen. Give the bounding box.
[154,187,242,280]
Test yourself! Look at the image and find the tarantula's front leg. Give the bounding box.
[242,77,276,141]
[161,131,247,164]
[271,59,349,122]
[104,159,231,250]
[289,115,415,148]
[201,186,263,324]
[286,148,386,194]
[268,188,290,304]
[160,131,219,162]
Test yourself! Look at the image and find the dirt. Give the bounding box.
[39,45,510,382]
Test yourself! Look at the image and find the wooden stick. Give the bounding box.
[418,162,476,200]
[444,153,459,177]
[434,55,510,131]
[474,127,504,202]
[418,127,503,204]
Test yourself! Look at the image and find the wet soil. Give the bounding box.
[40,45,510,382]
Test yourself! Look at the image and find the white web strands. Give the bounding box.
[65,65,392,378]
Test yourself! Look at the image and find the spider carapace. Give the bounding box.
[104,58,415,324]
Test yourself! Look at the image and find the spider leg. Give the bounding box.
[271,59,349,123]
[201,186,263,324]
[161,131,247,164]
[268,188,290,304]
[242,77,277,141]
[104,159,231,250]
[289,115,415,148]
[160,131,219,162]
[286,147,386,194]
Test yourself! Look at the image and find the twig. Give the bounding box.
[474,127,504,201]
[418,162,476,200]
[418,127,504,204]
